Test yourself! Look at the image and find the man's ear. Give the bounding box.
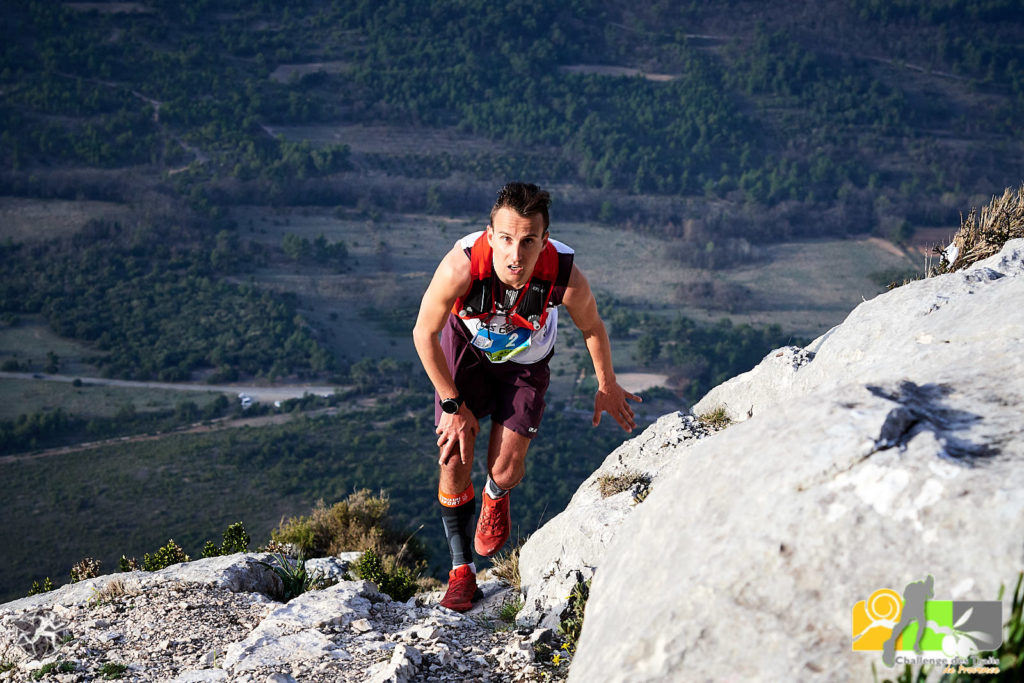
[486,224,494,246]
[542,229,549,246]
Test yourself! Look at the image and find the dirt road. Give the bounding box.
[0,371,344,404]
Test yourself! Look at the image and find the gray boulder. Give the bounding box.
[569,239,1024,681]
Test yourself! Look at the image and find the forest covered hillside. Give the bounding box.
[1,0,1022,601]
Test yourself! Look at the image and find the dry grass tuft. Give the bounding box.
[90,577,136,606]
[941,184,1024,273]
[489,539,525,591]
[597,470,651,498]
[697,406,732,430]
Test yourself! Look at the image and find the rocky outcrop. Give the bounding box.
[517,412,719,629]
[568,239,1024,681]
[0,554,541,682]
[5,233,1021,682]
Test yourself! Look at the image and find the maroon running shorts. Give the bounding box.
[434,314,550,439]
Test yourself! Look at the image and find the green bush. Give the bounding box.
[202,521,251,558]
[352,548,418,602]
[32,661,75,680]
[118,555,140,572]
[142,539,190,572]
[272,490,425,566]
[27,577,55,596]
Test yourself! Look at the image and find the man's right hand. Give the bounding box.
[436,404,479,466]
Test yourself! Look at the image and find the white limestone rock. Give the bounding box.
[145,553,282,595]
[569,239,1024,682]
[517,411,715,628]
[221,580,382,671]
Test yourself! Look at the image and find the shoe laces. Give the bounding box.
[479,496,506,534]
[448,569,475,596]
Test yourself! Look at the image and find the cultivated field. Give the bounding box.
[0,197,132,243]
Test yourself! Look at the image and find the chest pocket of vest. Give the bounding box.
[458,278,493,317]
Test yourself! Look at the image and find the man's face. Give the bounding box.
[487,207,548,289]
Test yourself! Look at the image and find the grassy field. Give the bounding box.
[0,197,132,244]
[0,315,107,375]
[0,378,227,421]
[0,429,305,601]
[233,204,919,348]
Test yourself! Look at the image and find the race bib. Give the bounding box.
[471,325,533,363]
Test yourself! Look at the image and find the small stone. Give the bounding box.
[415,625,440,641]
[265,674,296,683]
[527,628,553,645]
[351,618,373,633]
[393,643,422,666]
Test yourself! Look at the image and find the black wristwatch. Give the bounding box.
[440,396,464,415]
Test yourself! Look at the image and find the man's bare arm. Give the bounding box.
[412,246,479,464]
[562,264,641,432]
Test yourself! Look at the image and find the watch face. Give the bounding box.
[441,398,459,414]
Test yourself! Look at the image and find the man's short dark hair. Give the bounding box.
[490,182,551,231]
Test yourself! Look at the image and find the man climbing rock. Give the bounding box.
[413,182,640,612]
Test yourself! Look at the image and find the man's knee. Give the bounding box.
[489,457,526,490]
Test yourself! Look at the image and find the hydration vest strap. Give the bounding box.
[454,232,559,328]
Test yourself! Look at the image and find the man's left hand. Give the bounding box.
[593,383,642,433]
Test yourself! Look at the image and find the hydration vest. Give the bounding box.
[452,232,560,331]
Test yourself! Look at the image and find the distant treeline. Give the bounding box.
[3,0,1022,235]
[0,218,336,382]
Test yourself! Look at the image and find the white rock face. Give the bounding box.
[517,412,719,629]
[569,239,1024,682]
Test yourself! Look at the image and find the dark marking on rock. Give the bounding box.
[866,381,998,466]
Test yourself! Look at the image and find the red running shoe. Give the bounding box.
[474,492,510,557]
[439,564,481,612]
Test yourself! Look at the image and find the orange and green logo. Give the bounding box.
[852,575,1002,669]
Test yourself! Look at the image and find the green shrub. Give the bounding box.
[697,406,732,430]
[256,553,332,602]
[99,662,128,680]
[272,490,425,565]
[31,661,75,680]
[202,521,251,558]
[27,577,55,596]
[142,539,189,572]
[498,597,524,624]
[352,548,418,602]
[558,575,592,657]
